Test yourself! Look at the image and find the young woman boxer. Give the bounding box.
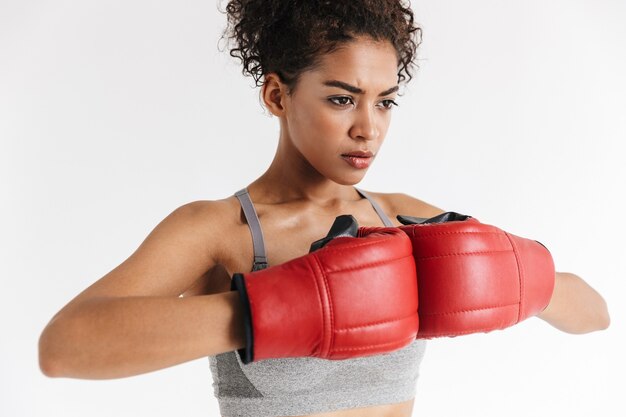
[38,1,610,416]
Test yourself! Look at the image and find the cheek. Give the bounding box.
[292,106,347,147]
[379,120,391,137]
[296,104,342,131]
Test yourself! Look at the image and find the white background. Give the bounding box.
[1,0,625,416]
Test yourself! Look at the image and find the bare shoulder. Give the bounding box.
[362,190,446,224]
[172,197,238,231]
[166,197,242,262]
[60,197,242,309]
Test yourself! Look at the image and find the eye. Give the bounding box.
[380,99,399,110]
[328,96,354,107]
[328,96,399,110]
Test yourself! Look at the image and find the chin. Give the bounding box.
[332,173,367,186]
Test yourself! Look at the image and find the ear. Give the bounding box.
[261,73,288,117]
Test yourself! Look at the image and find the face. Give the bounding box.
[275,36,400,185]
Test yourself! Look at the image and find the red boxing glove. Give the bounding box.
[397,212,555,338]
[231,215,419,364]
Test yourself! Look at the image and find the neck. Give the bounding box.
[248,135,362,207]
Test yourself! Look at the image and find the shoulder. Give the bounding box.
[166,198,235,230]
[159,197,242,263]
[172,197,239,221]
[361,190,446,223]
[63,197,244,301]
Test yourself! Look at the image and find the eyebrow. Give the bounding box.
[322,80,399,96]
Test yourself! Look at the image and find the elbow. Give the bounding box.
[571,299,611,334]
[595,299,611,332]
[586,294,611,333]
[38,314,77,378]
[39,354,62,378]
[549,272,611,334]
[38,329,64,378]
[570,315,610,334]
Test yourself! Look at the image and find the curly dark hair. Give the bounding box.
[217,0,423,97]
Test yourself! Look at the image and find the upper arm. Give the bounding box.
[61,200,226,310]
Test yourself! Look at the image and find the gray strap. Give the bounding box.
[234,187,393,272]
[354,187,394,227]
[234,188,268,271]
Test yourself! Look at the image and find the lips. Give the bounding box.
[341,151,374,169]
[341,150,374,158]
[341,151,372,158]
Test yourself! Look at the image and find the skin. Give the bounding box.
[38,35,610,416]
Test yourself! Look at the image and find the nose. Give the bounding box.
[349,104,379,142]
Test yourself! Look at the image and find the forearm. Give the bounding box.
[38,291,245,380]
[537,271,610,334]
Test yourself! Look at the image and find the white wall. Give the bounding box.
[1,1,624,416]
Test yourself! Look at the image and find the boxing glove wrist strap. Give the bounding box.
[231,274,254,364]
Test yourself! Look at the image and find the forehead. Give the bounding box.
[306,38,399,88]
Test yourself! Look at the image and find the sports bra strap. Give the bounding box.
[234,188,268,271]
[234,187,394,271]
[354,187,394,227]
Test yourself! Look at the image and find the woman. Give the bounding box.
[38,1,610,416]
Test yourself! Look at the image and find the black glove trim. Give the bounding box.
[534,240,552,254]
[309,214,359,253]
[231,273,254,364]
[397,211,472,225]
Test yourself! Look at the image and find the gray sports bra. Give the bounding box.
[208,187,426,417]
